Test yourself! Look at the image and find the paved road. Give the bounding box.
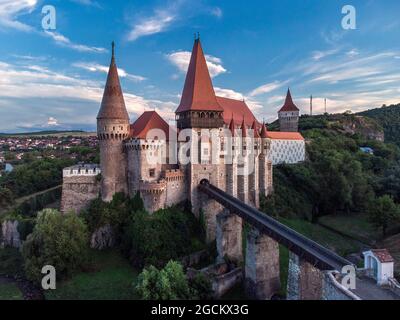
[352,277,399,300]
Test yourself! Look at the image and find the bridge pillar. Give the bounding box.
[287,251,324,300]
[216,209,243,264]
[287,251,301,300]
[245,228,280,299]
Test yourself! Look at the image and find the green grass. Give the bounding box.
[279,218,363,257]
[318,214,379,244]
[45,250,139,300]
[0,282,23,300]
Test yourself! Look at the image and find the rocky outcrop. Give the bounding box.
[90,224,115,250]
[338,115,384,142]
[1,220,21,248]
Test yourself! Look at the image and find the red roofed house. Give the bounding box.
[363,249,395,285]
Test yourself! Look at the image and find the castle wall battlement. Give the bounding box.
[63,164,101,177]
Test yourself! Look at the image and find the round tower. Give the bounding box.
[97,42,129,202]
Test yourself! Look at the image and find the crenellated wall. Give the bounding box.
[61,165,101,214]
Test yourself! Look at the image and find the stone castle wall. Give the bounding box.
[279,111,299,132]
[61,175,100,214]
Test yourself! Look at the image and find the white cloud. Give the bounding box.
[47,117,59,126]
[127,10,175,41]
[70,0,101,8]
[214,87,244,100]
[0,60,176,131]
[312,49,339,61]
[346,49,360,57]
[166,51,227,78]
[73,62,146,82]
[0,0,37,31]
[248,81,285,97]
[210,7,223,18]
[45,31,107,53]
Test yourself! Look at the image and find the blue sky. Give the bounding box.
[0,0,399,132]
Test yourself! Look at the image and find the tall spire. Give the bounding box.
[260,122,268,138]
[229,114,236,136]
[241,116,247,138]
[97,42,129,120]
[279,88,299,112]
[175,38,223,113]
[252,119,260,138]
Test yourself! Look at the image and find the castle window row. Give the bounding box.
[98,133,128,140]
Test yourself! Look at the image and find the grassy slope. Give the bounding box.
[45,250,139,300]
[318,214,380,244]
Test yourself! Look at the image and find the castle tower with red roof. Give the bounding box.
[278,89,300,132]
[97,42,129,201]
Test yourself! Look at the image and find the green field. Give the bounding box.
[0,282,23,300]
[318,214,380,244]
[45,250,139,300]
[279,218,363,256]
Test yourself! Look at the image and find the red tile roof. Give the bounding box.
[176,39,223,113]
[279,89,300,112]
[371,249,394,263]
[97,44,129,120]
[129,111,170,140]
[266,131,304,141]
[216,96,260,128]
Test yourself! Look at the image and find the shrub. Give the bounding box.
[124,207,205,268]
[135,261,191,300]
[22,209,89,283]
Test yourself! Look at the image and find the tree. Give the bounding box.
[135,261,191,300]
[368,195,400,237]
[22,209,89,283]
[0,186,13,207]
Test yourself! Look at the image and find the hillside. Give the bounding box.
[359,104,400,146]
[263,113,400,234]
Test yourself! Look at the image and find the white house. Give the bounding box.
[363,249,394,286]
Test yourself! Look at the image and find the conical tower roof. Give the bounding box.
[241,117,247,138]
[175,38,223,113]
[252,120,260,138]
[279,88,299,112]
[97,42,129,120]
[260,122,268,138]
[229,115,236,136]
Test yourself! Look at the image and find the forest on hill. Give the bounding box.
[263,112,400,237]
[359,103,400,146]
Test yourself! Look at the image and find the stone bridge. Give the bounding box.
[198,179,356,300]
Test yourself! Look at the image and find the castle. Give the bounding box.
[61,38,305,238]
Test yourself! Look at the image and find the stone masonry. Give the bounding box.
[245,227,280,299]
[216,209,243,264]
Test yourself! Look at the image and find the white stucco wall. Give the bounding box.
[269,139,305,165]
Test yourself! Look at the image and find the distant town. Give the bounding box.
[0,132,98,177]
